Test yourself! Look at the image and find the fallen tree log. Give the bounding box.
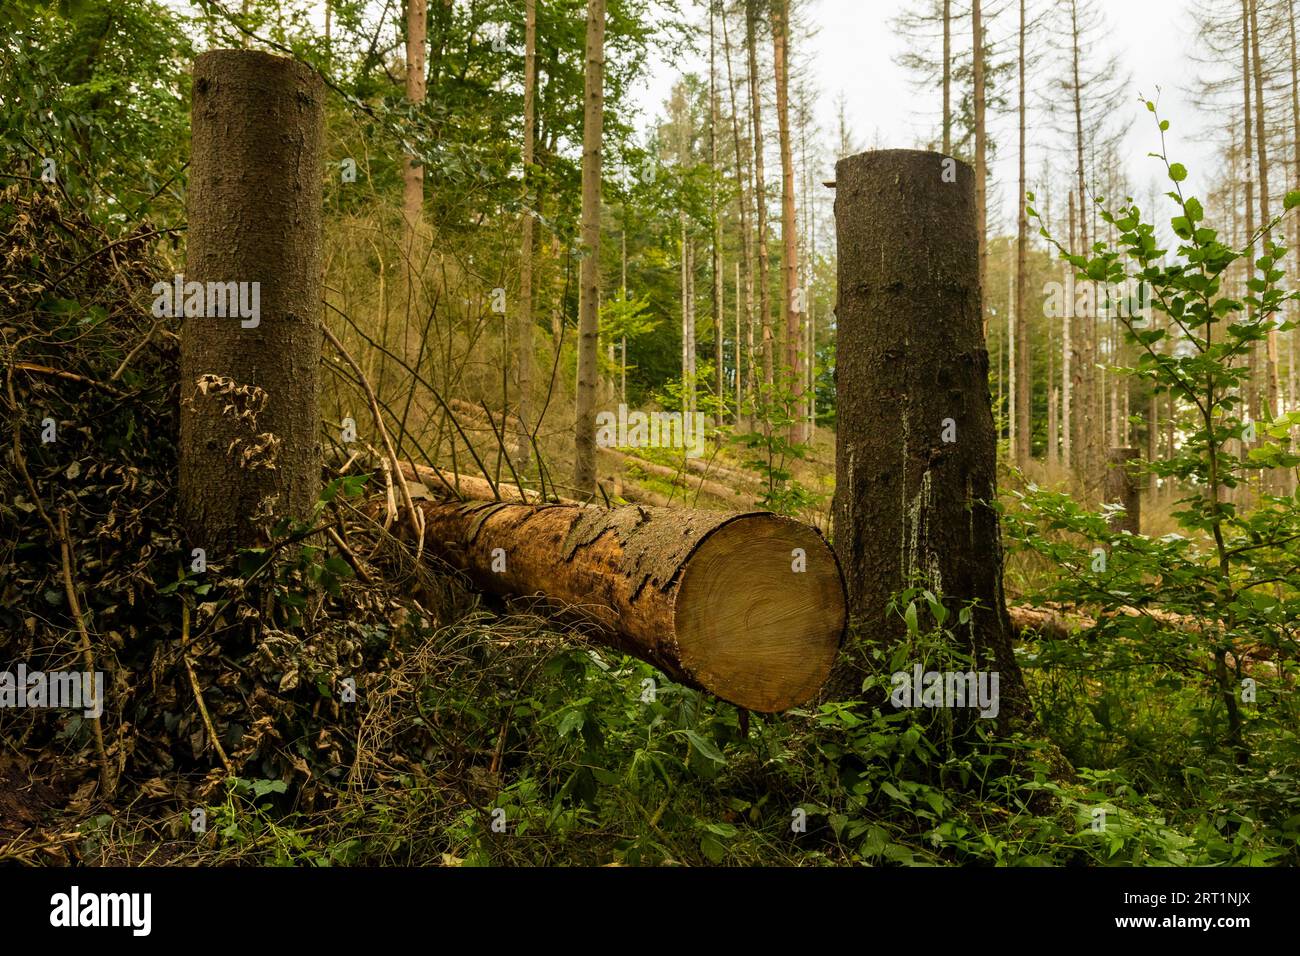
[396,460,576,504]
[1007,605,1090,643]
[599,447,752,506]
[683,455,763,488]
[617,484,673,508]
[1007,603,1286,671]
[1008,603,1212,642]
[396,498,846,712]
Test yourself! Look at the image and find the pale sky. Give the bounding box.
[631,0,1217,238]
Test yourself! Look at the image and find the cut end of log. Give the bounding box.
[675,515,845,712]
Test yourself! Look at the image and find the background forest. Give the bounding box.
[2,0,1300,868]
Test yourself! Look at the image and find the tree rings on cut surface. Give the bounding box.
[674,514,845,711]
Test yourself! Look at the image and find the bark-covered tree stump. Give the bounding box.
[179,50,324,559]
[830,149,1031,726]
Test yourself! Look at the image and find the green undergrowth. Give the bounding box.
[149,583,1300,867]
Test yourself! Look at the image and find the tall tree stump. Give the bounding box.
[180,50,324,558]
[1105,447,1141,534]
[830,149,1030,725]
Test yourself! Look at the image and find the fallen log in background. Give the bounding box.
[396,460,575,504]
[441,398,760,506]
[1008,603,1284,670]
[1008,603,1210,642]
[1008,605,1090,643]
[600,447,752,506]
[396,498,846,712]
[618,484,673,508]
[683,455,764,489]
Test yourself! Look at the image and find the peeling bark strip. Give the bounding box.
[180,50,324,556]
[401,500,846,712]
[831,149,1031,724]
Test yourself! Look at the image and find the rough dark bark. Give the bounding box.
[395,498,846,712]
[180,50,324,558]
[830,149,1031,727]
[1104,447,1140,535]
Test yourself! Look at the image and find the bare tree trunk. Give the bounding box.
[746,0,773,397]
[1112,321,1123,444]
[1249,0,1280,444]
[1228,121,1245,507]
[1069,1,1094,491]
[722,5,756,423]
[735,261,742,413]
[1007,250,1016,455]
[1049,387,1059,468]
[1290,0,1300,493]
[1049,272,1059,469]
[972,0,988,308]
[1148,272,1163,501]
[681,216,697,418]
[402,0,427,258]
[771,0,801,442]
[1063,192,1074,469]
[942,0,952,155]
[996,317,1004,434]
[621,218,628,406]
[516,0,537,468]
[573,0,606,493]
[1242,0,1258,433]
[1122,368,1130,445]
[1147,338,1159,499]
[710,0,725,420]
[1014,0,1030,465]
[805,102,817,440]
[676,85,696,421]
[800,83,816,438]
[181,50,324,556]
